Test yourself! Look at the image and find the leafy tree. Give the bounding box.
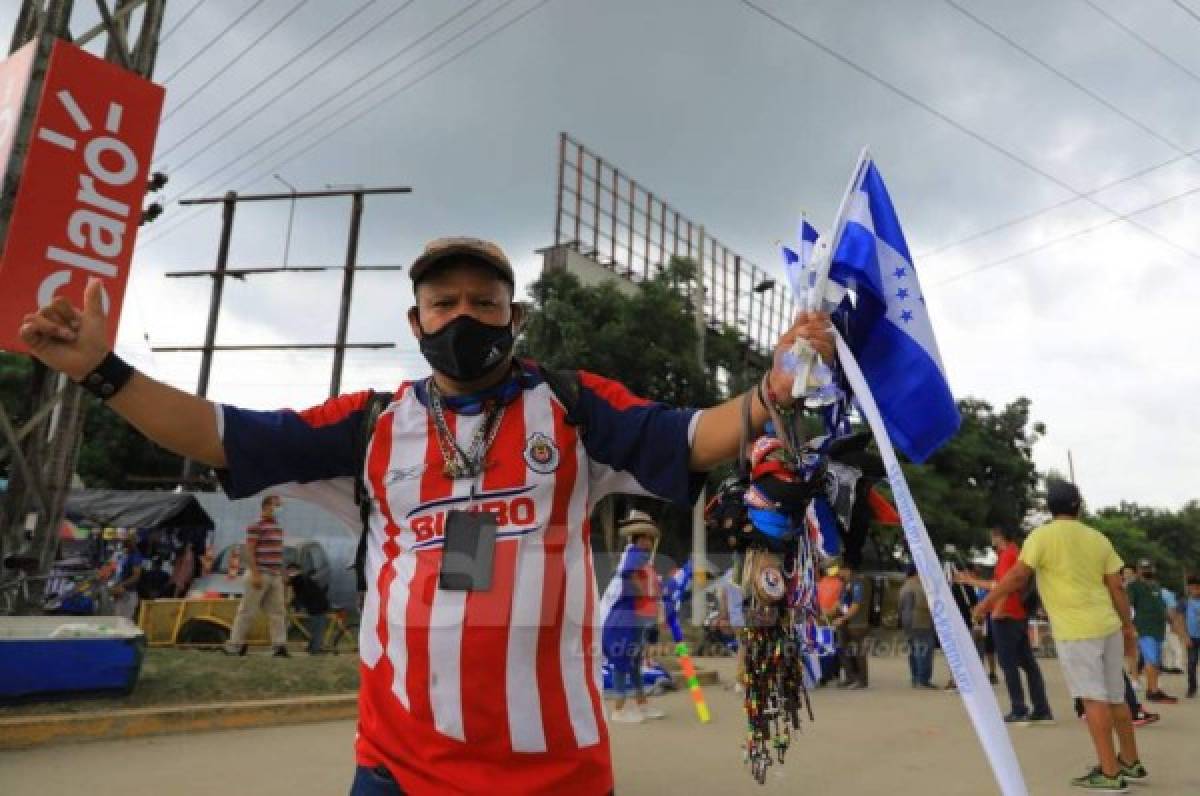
[518,257,749,561]
[1,353,183,489]
[900,397,1045,552]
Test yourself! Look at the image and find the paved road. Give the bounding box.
[2,653,1195,795]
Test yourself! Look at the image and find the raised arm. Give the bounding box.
[18,278,225,466]
[972,561,1031,622]
[689,311,833,471]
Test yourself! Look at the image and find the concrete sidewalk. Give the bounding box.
[0,653,1194,795]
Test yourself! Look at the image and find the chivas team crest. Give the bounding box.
[524,431,560,474]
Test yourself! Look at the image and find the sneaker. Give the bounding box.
[272,646,291,658]
[1027,712,1056,726]
[917,682,939,690]
[846,682,867,690]
[1069,766,1128,792]
[222,644,248,656]
[1145,690,1177,704]
[639,704,665,719]
[1117,758,1148,783]
[1003,712,1031,725]
[1132,711,1159,728]
[610,707,644,724]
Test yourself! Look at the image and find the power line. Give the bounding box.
[933,178,1200,286]
[159,0,204,44]
[921,0,1200,261]
[917,145,1200,258]
[1169,0,1200,26]
[139,0,537,249]
[164,0,490,203]
[156,0,384,162]
[163,0,312,123]
[944,0,1191,152]
[1083,0,1200,88]
[739,0,1200,262]
[158,0,271,85]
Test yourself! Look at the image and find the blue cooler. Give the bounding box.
[0,616,146,700]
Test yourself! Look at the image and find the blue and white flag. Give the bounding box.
[827,154,960,463]
[781,219,820,307]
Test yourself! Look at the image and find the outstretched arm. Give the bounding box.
[19,278,225,466]
[973,561,1031,621]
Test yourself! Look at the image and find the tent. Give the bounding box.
[65,490,214,531]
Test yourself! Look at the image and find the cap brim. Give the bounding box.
[410,245,514,285]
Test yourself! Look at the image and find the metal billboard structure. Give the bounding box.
[549,132,793,361]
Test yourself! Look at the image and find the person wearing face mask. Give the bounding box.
[17,236,834,796]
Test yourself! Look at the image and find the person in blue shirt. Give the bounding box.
[1186,576,1200,699]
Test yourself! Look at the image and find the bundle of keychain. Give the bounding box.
[727,384,845,784]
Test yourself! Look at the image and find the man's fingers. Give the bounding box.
[49,295,81,329]
[21,313,75,343]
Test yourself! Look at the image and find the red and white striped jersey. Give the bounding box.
[217,363,701,795]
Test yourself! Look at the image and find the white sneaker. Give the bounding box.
[610,707,644,724]
[640,704,665,719]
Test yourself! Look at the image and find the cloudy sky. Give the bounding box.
[6,0,1200,510]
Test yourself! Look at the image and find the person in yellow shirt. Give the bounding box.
[975,480,1145,793]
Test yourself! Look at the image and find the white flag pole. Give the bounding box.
[791,146,870,399]
[832,330,1030,796]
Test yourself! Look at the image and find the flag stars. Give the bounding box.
[900,309,914,323]
[896,287,909,300]
[893,266,907,279]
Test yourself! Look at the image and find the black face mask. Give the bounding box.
[418,314,515,383]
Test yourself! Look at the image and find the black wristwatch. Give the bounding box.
[76,351,135,400]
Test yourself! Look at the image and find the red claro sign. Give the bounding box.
[0,40,164,353]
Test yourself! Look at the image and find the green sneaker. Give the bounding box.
[1118,758,1148,782]
[1070,766,1128,792]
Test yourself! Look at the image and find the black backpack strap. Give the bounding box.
[353,389,393,592]
[537,365,583,429]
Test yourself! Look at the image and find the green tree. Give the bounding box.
[518,257,750,561]
[1,353,183,489]
[900,397,1045,552]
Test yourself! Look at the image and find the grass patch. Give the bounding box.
[0,647,360,717]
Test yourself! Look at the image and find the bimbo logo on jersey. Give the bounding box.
[408,486,539,545]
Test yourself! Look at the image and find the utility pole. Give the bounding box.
[691,224,707,628]
[162,186,411,480]
[0,0,167,608]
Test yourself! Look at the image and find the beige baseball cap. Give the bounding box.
[409,237,515,286]
[617,509,660,539]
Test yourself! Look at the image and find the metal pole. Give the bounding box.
[330,191,364,398]
[195,192,237,400]
[1067,449,1076,483]
[274,174,297,269]
[554,132,565,245]
[691,223,707,628]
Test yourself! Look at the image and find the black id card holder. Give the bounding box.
[439,510,497,592]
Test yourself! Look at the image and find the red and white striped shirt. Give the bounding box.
[217,364,700,795]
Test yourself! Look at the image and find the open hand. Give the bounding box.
[18,278,110,381]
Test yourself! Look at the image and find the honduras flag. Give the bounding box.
[781,219,820,308]
[827,153,960,463]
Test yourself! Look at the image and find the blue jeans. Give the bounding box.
[350,765,405,795]
[993,618,1050,717]
[305,613,330,654]
[907,629,935,685]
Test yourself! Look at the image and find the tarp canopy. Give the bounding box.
[65,490,214,531]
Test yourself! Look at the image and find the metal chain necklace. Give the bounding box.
[428,379,506,479]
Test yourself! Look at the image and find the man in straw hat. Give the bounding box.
[600,510,665,724]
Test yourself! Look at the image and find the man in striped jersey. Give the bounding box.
[225,493,290,658]
[19,237,833,796]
